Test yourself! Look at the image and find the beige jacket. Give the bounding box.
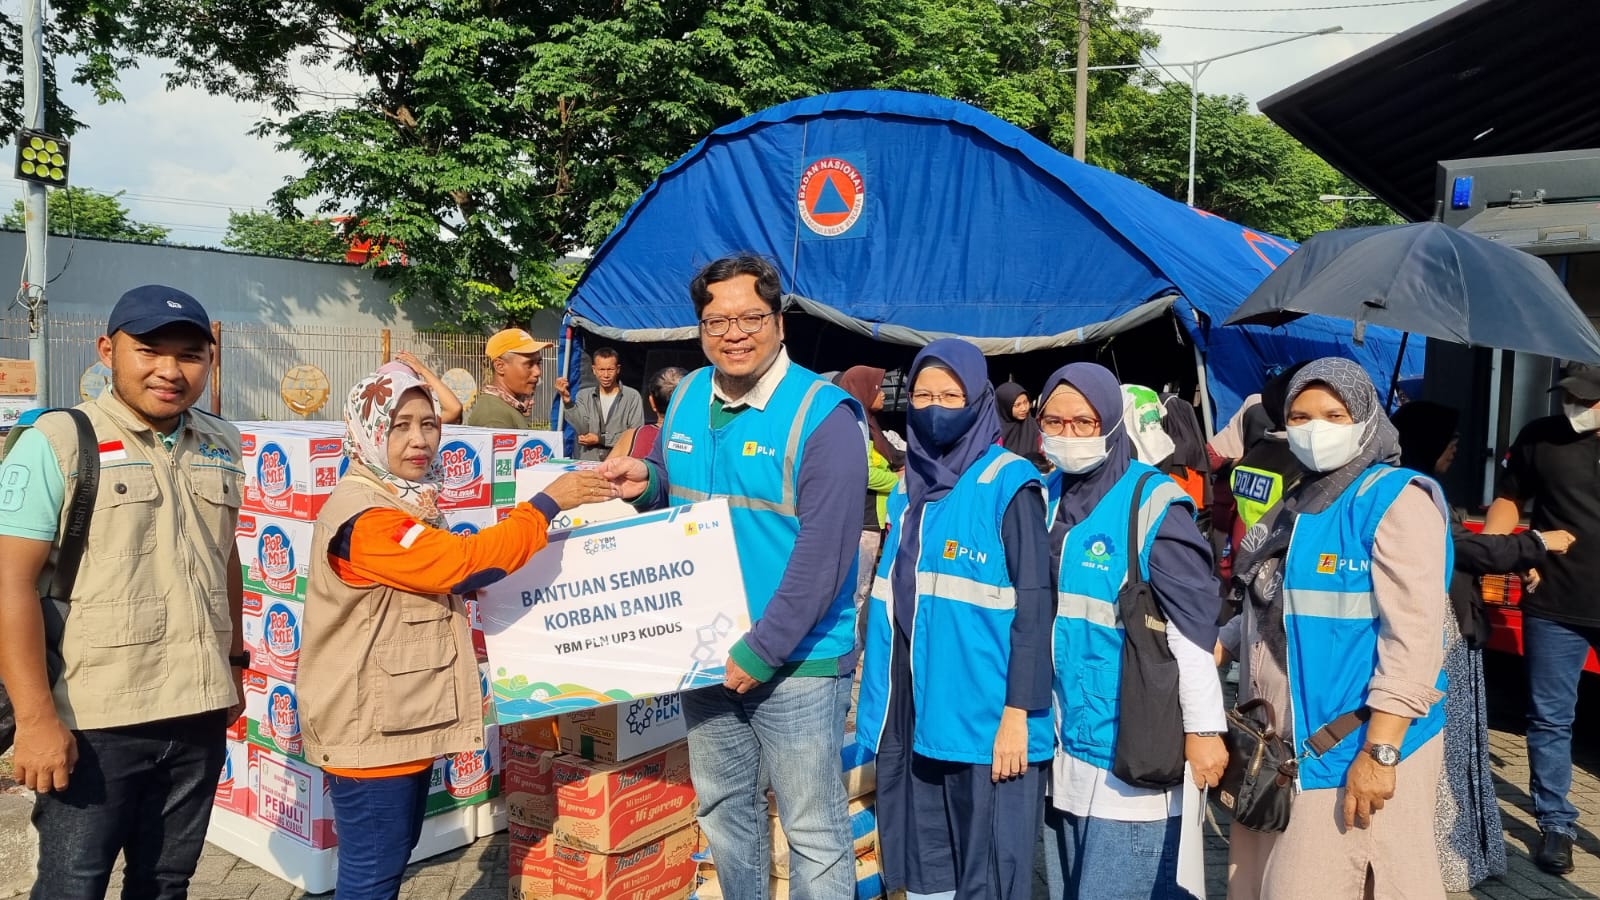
[297,472,483,768]
[30,390,243,730]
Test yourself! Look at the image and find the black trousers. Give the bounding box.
[30,710,228,900]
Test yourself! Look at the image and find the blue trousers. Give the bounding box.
[328,768,431,900]
[1042,806,1193,900]
[682,674,854,900]
[1523,614,1600,837]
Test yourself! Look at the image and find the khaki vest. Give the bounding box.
[297,472,483,769]
[31,390,243,730]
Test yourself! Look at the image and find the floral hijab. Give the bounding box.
[343,364,447,526]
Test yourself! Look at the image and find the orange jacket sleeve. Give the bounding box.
[329,496,558,595]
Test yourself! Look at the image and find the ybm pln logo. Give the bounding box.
[1081,534,1115,569]
[942,540,989,565]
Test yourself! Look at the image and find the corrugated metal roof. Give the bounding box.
[1259,0,1600,222]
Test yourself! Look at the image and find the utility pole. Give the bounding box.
[1072,0,1091,161]
[20,0,49,405]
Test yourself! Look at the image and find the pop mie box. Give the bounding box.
[237,513,315,601]
[547,823,699,900]
[245,671,305,760]
[214,739,252,817]
[434,428,495,510]
[547,741,697,854]
[240,425,345,520]
[449,505,511,536]
[426,723,499,816]
[248,743,337,849]
[557,694,686,764]
[491,430,564,506]
[242,592,304,681]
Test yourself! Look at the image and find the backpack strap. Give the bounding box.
[8,408,100,686]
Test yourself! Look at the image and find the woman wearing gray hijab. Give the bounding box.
[1221,358,1452,900]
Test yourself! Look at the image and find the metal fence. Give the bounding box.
[0,313,561,425]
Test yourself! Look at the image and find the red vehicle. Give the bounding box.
[1460,521,1600,674]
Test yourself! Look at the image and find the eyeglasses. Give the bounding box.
[909,390,968,408]
[1040,415,1100,437]
[699,312,775,336]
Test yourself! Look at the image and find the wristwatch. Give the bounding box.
[1365,743,1401,767]
[229,650,252,669]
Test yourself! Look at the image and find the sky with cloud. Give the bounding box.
[1,0,1465,247]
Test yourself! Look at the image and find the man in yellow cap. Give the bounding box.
[466,328,553,429]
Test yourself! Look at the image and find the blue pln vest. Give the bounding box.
[660,364,864,664]
[856,445,1053,765]
[1282,464,1452,790]
[1050,462,1192,771]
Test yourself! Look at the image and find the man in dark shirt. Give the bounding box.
[1484,362,1600,876]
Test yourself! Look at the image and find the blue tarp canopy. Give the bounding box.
[567,90,1421,422]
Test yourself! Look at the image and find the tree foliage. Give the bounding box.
[11,0,1397,317]
[222,210,349,261]
[2,186,169,242]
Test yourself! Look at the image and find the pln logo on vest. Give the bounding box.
[741,441,776,458]
[942,540,989,565]
[1316,553,1370,575]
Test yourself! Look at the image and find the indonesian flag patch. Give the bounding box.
[390,518,426,549]
[97,440,128,463]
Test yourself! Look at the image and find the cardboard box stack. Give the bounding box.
[704,728,881,900]
[503,693,700,900]
[213,421,548,893]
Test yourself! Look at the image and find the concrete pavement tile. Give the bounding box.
[184,886,257,900]
[397,874,454,899]
[245,882,302,900]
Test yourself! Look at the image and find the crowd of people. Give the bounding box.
[0,258,1593,900]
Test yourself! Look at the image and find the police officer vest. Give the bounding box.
[1050,462,1192,771]
[855,445,1050,765]
[1231,463,1283,531]
[1282,464,1451,790]
[660,364,863,664]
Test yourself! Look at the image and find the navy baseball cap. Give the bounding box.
[106,285,215,342]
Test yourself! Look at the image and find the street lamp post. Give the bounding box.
[1174,27,1343,206]
[1070,27,1342,207]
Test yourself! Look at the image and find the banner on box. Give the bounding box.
[476,500,749,722]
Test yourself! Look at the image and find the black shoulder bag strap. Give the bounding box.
[41,408,99,686]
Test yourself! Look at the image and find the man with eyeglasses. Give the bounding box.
[601,254,867,899]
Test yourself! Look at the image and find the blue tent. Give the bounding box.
[565,90,1420,425]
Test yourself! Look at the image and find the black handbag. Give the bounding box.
[1110,472,1187,790]
[1215,698,1371,834]
[0,408,99,754]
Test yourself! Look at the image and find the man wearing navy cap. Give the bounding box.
[0,285,246,899]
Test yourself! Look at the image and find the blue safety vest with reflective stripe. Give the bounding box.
[1282,464,1451,790]
[659,364,864,663]
[1049,461,1192,771]
[856,445,1052,764]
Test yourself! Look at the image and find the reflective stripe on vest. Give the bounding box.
[855,446,1052,765]
[657,365,863,663]
[1282,464,1451,790]
[1051,462,1191,770]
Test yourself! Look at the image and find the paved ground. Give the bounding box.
[2,656,1596,899]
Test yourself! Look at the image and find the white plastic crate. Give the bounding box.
[206,802,481,895]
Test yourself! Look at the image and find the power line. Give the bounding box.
[1145,20,1395,32]
[1127,0,1442,11]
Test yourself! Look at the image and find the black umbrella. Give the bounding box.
[1224,222,1600,372]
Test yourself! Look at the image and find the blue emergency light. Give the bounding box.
[1451,176,1474,210]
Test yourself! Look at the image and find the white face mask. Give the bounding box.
[1564,401,1600,433]
[1286,419,1366,472]
[1043,434,1108,474]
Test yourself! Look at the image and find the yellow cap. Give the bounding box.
[486,328,553,359]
